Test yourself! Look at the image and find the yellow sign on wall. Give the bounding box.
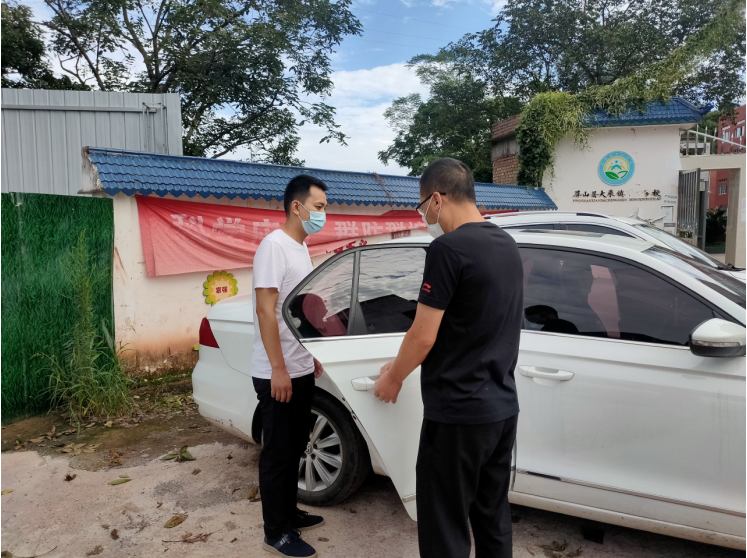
[204,271,238,305]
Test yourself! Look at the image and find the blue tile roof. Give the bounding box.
[585,97,712,127]
[86,148,557,211]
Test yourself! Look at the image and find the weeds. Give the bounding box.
[40,232,134,424]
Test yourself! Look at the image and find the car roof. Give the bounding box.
[506,228,653,251]
[382,227,654,253]
[485,211,646,226]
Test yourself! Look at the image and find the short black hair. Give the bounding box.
[284,174,329,215]
[419,158,476,204]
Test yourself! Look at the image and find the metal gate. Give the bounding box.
[677,168,707,249]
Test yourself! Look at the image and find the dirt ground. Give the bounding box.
[1,380,741,558]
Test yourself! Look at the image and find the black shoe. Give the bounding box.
[293,508,325,532]
[262,529,317,558]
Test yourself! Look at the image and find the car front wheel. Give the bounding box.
[297,390,371,506]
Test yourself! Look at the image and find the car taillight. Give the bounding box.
[199,317,219,348]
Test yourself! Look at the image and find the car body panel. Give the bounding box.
[510,492,745,549]
[299,334,421,519]
[192,345,256,441]
[207,293,255,375]
[515,330,745,528]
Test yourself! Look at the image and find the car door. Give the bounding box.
[515,245,745,535]
[284,244,429,519]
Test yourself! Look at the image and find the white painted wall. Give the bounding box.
[543,125,684,224]
[680,154,746,267]
[107,192,427,372]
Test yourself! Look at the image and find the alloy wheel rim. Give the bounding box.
[298,410,343,492]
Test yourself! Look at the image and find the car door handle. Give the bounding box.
[518,366,574,381]
[351,376,381,391]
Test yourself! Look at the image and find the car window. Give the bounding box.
[502,223,557,230]
[521,247,714,346]
[355,247,427,335]
[288,252,355,338]
[634,223,727,270]
[644,246,746,309]
[564,223,633,237]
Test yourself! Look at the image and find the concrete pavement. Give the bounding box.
[1,441,739,558]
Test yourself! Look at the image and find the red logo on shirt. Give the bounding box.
[422,282,432,293]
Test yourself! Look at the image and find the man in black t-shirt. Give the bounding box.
[375,158,522,558]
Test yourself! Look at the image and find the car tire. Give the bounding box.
[296,389,371,507]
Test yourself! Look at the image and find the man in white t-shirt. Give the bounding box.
[252,175,328,558]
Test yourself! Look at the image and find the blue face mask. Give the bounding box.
[298,202,326,235]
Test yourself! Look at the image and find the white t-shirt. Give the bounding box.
[251,229,315,379]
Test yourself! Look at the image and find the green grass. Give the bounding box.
[40,232,133,424]
[1,193,115,423]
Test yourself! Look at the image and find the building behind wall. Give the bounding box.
[490,98,711,233]
[491,115,521,185]
[708,104,746,211]
[1,89,182,196]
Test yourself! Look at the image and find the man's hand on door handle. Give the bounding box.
[374,361,403,404]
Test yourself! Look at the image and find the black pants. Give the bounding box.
[253,373,315,538]
[416,414,519,558]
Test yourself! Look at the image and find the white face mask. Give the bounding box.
[421,195,444,239]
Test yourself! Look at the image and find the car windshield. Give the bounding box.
[645,246,746,309]
[634,224,728,270]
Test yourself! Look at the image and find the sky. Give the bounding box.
[281,1,506,175]
[25,0,505,175]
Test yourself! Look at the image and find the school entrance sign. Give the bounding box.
[599,151,635,186]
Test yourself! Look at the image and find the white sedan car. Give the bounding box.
[193,230,746,549]
[486,211,745,282]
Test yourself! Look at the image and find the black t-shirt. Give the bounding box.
[418,221,523,424]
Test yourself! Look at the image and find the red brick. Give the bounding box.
[493,154,519,185]
[492,115,522,140]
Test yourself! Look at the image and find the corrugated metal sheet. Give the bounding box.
[87,148,558,211]
[584,98,711,128]
[1,89,182,196]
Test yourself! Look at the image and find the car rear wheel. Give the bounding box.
[297,390,371,506]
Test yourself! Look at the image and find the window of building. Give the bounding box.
[723,130,731,141]
[736,127,744,138]
[719,183,728,196]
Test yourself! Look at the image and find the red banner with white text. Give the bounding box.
[136,196,426,277]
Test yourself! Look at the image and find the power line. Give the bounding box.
[347,36,433,49]
[353,7,473,30]
[366,28,450,43]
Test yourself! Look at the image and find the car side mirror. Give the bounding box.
[689,318,746,358]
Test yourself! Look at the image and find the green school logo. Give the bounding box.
[598,152,634,186]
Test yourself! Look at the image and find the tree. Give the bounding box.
[422,0,745,110]
[378,65,521,182]
[1,1,88,90]
[37,0,362,162]
[706,208,727,244]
